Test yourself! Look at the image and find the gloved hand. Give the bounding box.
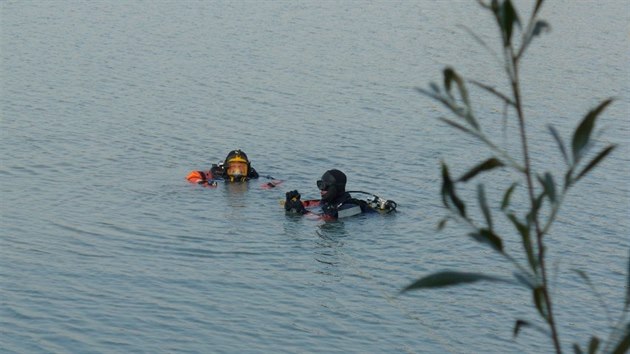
[286,190,300,202]
[285,190,306,214]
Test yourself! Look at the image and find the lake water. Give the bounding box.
[1,1,628,353]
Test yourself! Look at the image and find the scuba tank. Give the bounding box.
[348,191,398,213]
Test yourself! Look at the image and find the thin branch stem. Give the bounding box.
[508,41,563,354]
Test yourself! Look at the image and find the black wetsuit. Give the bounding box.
[321,192,371,219]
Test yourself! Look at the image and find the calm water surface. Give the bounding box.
[2,1,628,353]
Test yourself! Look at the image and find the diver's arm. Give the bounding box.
[248,167,259,179]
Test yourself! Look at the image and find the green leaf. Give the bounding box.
[478,0,492,10]
[574,344,584,354]
[574,269,613,324]
[533,286,549,321]
[440,162,452,208]
[437,217,449,231]
[513,318,549,338]
[508,213,537,272]
[415,86,441,101]
[611,326,630,354]
[459,25,499,62]
[439,117,477,136]
[477,184,493,230]
[513,271,535,289]
[501,182,518,210]
[532,0,545,18]
[538,172,556,204]
[429,82,440,93]
[571,98,613,164]
[441,162,467,218]
[626,249,630,309]
[531,19,550,37]
[564,167,574,191]
[513,319,528,337]
[469,79,515,106]
[493,0,521,46]
[444,67,456,97]
[587,336,600,354]
[402,271,508,292]
[458,158,505,182]
[520,20,550,57]
[444,67,468,106]
[468,228,504,253]
[548,124,569,165]
[443,67,477,129]
[529,191,545,223]
[574,145,616,183]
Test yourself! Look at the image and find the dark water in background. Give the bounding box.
[1,1,628,353]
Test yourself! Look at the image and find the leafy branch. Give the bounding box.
[403,1,627,353]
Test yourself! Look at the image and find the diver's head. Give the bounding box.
[224,149,250,181]
[317,169,346,202]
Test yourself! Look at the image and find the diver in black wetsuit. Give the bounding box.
[285,169,371,219]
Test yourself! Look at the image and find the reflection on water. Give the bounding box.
[223,181,250,202]
[314,222,348,266]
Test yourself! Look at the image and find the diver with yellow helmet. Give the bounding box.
[186,149,260,186]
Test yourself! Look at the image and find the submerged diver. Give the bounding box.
[284,169,396,219]
[186,149,260,186]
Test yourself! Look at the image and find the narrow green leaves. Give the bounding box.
[443,67,478,130]
[469,228,504,253]
[520,20,550,58]
[441,162,466,218]
[458,158,505,182]
[429,82,440,94]
[574,269,613,323]
[574,145,616,183]
[626,249,630,309]
[571,98,613,165]
[490,0,521,47]
[514,319,548,338]
[411,1,625,352]
[402,271,508,292]
[572,337,602,354]
[478,185,494,230]
[499,0,520,46]
[417,68,482,135]
[514,319,527,338]
[437,217,449,231]
[533,286,549,320]
[469,79,515,107]
[444,67,470,108]
[548,100,615,191]
[501,182,518,210]
[537,172,557,204]
[587,336,600,354]
[611,327,630,354]
[532,0,545,18]
[513,271,536,289]
[531,20,550,37]
[438,117,477,137]
[507,213,537,272]
[459,25,499,62]
[548,124,569,165]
